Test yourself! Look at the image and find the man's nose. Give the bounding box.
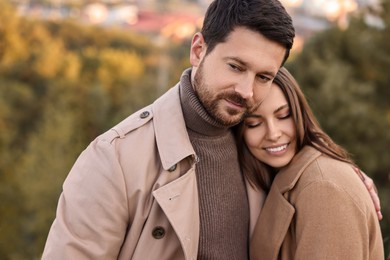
[234,78,254,100]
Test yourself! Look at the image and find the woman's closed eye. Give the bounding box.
[245,120,263,128]
[278,113,291,120]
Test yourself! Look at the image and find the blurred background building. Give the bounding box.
[11,0,382,47]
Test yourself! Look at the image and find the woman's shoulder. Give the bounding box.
[295,152,374,213]
[309,153,359,186]
[290,146,358,186]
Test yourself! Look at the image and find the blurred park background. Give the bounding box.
[0,0,389,258]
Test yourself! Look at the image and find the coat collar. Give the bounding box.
[152,84,196,171]
[273,146,322,193]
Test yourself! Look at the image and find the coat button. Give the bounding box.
[140,111,150,119]
[168,164,177,172]
[152,226,165,239]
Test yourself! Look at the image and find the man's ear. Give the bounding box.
[190,32,207,67]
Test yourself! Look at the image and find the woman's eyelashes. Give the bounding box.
[244,111,291,128]
[278,112,291,120]
[244,120,263,128]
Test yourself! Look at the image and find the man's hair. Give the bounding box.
[201,0,295,64]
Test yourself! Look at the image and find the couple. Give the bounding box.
[42,0,383,259]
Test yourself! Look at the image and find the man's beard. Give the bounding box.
[193,62,252,127]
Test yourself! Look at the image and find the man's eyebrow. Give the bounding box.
[224,56,277,77]
[224,56,247,66]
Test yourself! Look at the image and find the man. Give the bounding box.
[42,0,380,259]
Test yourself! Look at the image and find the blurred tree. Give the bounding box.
[0,0,29,73]
[0,78,32,258]
[14,81,87,257]
[0,0,190,257]
[0,8,33,242]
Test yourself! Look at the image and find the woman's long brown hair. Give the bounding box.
[234,67,355,193]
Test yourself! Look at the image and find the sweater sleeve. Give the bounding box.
[42,138,129,259]
[293,179,378,260]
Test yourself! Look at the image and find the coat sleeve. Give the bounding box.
[292,179,380,260]
[42,138,129,259]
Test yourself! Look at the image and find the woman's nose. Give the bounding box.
[266,122,282,141]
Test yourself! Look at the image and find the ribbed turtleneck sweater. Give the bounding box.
[179,69,249,259]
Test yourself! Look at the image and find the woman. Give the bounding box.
[235,67,384,259]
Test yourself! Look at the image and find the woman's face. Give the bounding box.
[243,84,297,169]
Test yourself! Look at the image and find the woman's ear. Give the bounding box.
[190,32,207,67]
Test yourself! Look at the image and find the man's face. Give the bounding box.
[190,26,286,126]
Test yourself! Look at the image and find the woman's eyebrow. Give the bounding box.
[245,113,262,119]
[274,104,289,113]
[245,104,289,119]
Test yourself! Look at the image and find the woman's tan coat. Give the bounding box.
[250,146,384,260]
[42,83,265,260]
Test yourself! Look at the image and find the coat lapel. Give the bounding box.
[152,84,195,171]
[250,183,295,260]
[152,167,199,260]
[274,146,321,193]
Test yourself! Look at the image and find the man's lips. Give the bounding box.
[225,98,245,108]
[223,93,248,109]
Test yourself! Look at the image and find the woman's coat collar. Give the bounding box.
[274,146,322,193]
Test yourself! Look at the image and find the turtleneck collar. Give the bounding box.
[179,68,230,137]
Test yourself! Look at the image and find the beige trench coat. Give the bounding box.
[42,84,265,260]
[250,146,384,260]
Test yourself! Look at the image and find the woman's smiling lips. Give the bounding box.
[264,143,289,154]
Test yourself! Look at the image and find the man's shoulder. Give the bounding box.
[97,105,155,144]
[98,85,182,144]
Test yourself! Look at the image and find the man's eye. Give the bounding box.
[257,75,272,83]
[229,64,242,71]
